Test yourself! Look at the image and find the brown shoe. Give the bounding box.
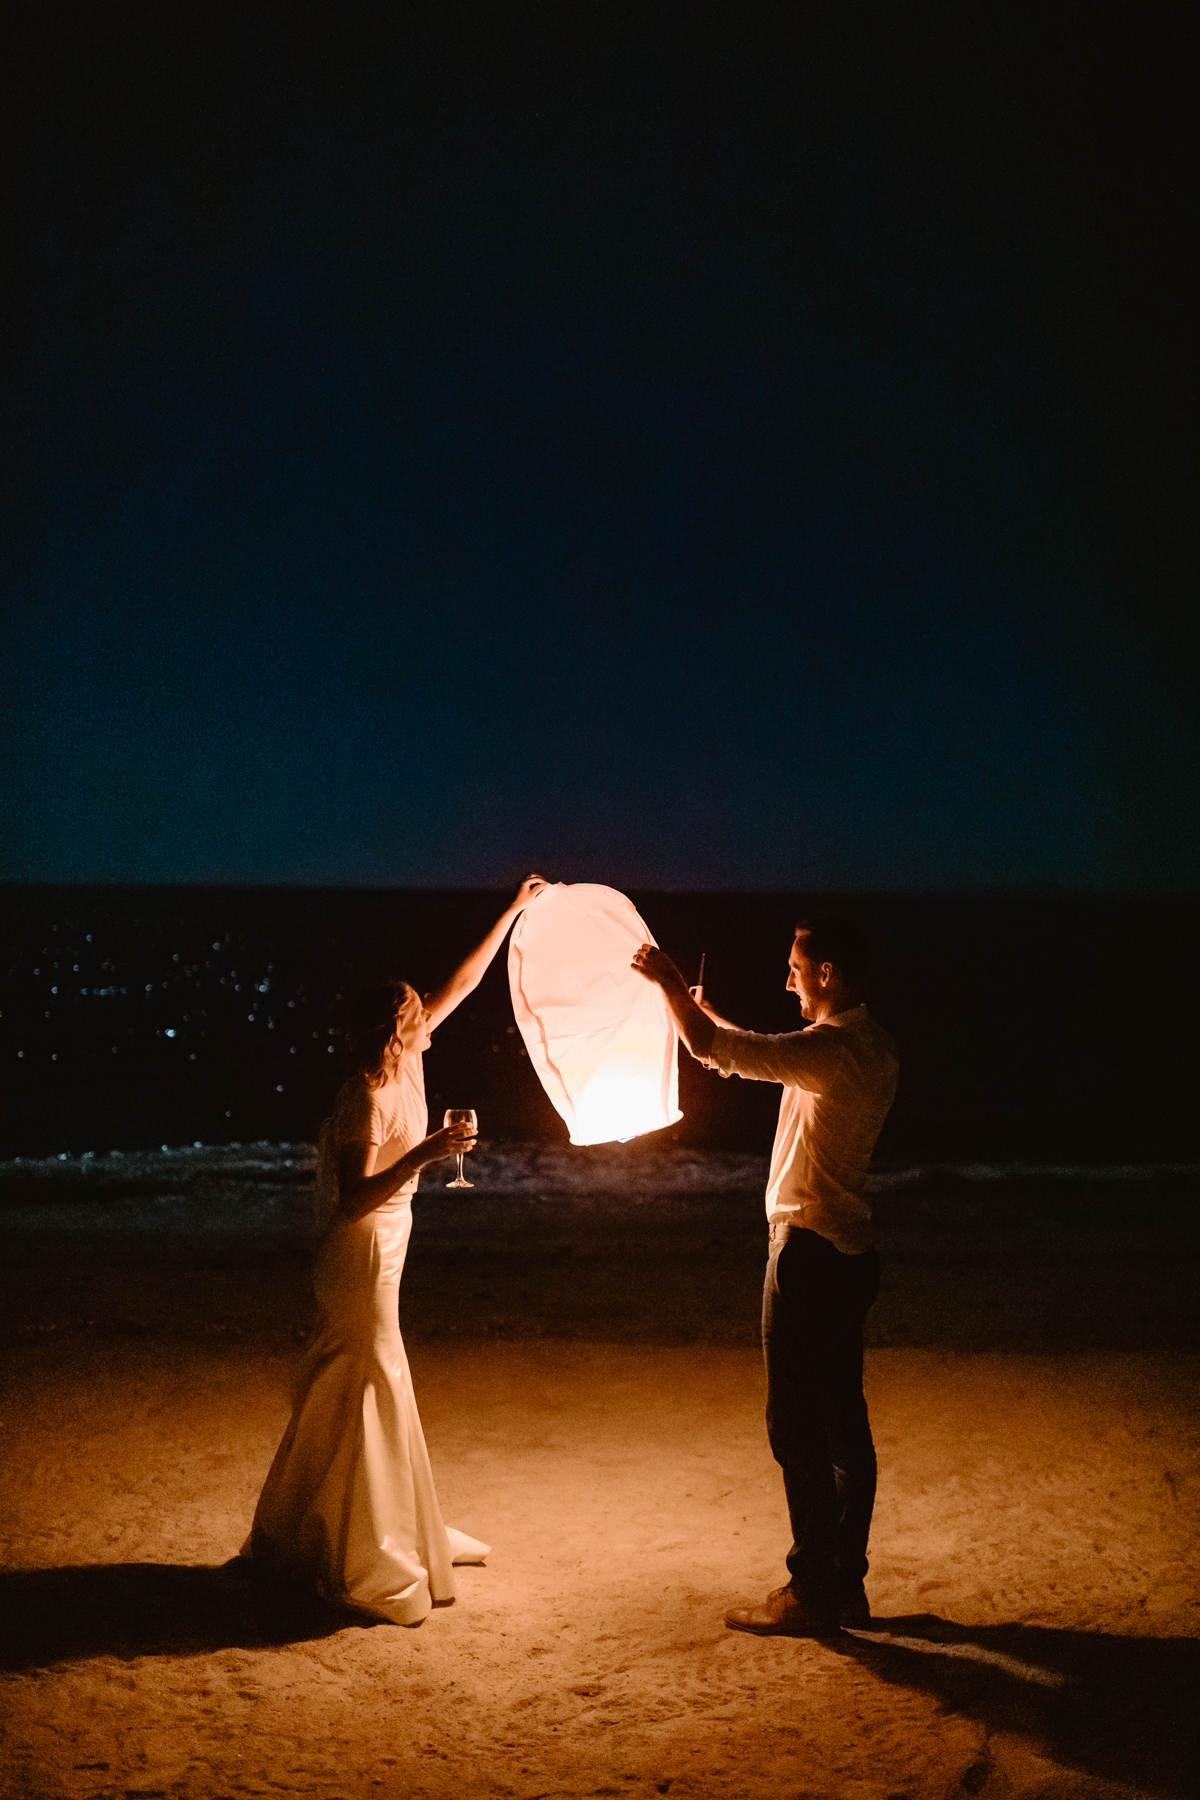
[724,1585,842,1639]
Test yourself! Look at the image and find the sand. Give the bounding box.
[2,1204,1198,1800]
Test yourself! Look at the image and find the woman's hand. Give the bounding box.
[416,1122,478,1166]
[423,873,551,1031]
[512,873,549,912]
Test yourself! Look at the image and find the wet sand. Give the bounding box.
[2,1189,1198,1800]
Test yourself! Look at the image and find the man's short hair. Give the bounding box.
[794,916,873,987]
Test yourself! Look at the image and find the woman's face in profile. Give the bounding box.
[390,985,432,1059]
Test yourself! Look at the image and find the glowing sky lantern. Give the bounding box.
[508,883,683,1147]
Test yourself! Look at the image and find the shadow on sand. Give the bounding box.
[835,1612,1200,1798]
[0,1560,367,1668]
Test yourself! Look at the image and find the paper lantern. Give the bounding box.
[508,882,683,1147]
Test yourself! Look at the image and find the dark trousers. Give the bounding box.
[762,1222,879,1605]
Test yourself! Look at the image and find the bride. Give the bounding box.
[245,875,546,1624]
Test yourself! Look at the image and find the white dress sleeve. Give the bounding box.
[312,1080,383,1234]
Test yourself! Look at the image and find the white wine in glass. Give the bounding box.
[443,1108,477,1188]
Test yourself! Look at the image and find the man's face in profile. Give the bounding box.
[786,933,824,1022]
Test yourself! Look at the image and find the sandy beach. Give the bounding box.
[2,1153,1198,1800]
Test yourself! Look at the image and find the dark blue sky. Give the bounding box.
[6,2,1195,890]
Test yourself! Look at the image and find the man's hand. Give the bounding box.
[631,942,717,1060]
[631,943,687,992]
[635,941,721,1058]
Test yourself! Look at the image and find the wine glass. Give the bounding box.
[443,1108,478,1188]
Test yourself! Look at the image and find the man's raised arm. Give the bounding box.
[631,944,721,1061]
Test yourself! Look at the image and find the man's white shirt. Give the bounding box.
[705,1005,899,1254]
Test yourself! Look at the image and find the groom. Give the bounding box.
[633,918,898,1637]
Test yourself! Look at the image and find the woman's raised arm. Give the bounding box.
[422,874,548,1030]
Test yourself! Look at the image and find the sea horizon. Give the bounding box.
[4,885,1196,1162]
[6,878,1200,900]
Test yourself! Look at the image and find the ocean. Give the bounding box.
[2,885,1197,1349]
[2,884,1195,1162]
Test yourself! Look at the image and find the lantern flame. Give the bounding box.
[571,1064,673,1147]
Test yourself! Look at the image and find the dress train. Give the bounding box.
[246,1196,487,1624]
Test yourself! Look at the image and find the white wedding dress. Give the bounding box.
[245,1055,488,1624]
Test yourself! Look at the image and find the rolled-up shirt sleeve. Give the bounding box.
[704,1025,841,1092]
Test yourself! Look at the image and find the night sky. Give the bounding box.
[7,2,1195,892]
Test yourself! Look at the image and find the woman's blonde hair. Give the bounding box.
[346,981,422,1087]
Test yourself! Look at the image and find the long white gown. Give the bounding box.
[245,1053,488,1624]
